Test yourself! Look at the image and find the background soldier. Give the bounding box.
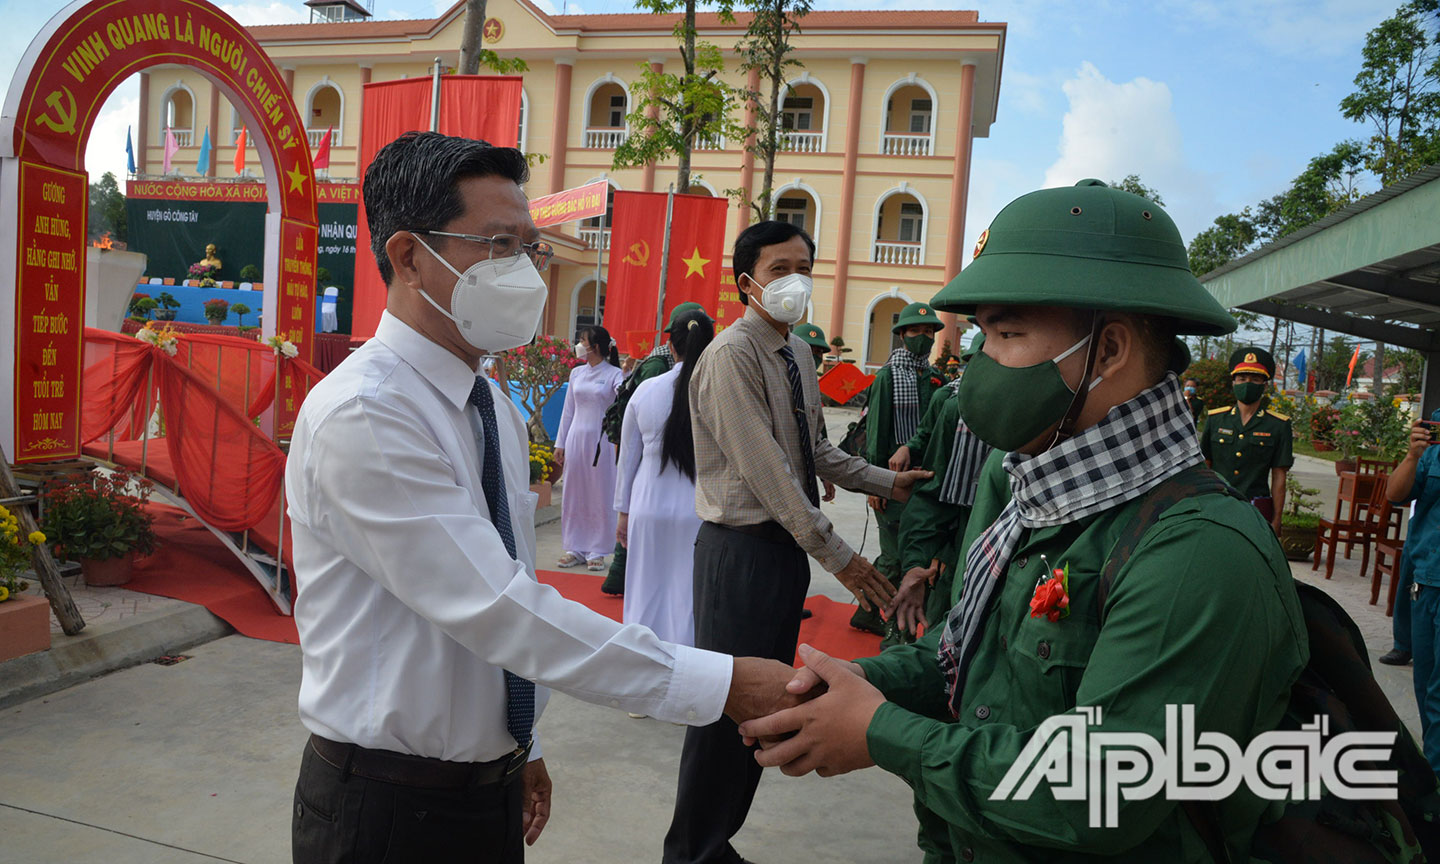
[1200,347,1293,534]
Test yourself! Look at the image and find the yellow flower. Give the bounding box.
[27,530,45,545]
[0,586,8,602]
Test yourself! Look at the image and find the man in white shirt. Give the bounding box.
[288,131,793,862]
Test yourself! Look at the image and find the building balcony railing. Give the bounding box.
[585,128,628,149]
[307,128,342,148]
[231,129,252,146]
[165,128,194,148]
[873,240,923,266]
[781,131,824,153]
[693,132,726,151]
[579,228,611,250]
[881,132,932,156]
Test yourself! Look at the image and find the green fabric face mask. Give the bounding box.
[957,335,1095,452]
[1233,381,1265,405]
[903,334,935,357]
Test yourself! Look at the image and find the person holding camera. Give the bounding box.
[1387,408,1440,773]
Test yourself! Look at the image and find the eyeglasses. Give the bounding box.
[419,230,555,273]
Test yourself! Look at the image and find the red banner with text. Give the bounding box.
[14,163,87,462]
[276,218,318,436]
[529,179,609,228]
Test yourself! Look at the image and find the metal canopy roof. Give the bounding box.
[1200,163,1440,353]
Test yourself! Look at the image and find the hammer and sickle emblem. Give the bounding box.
[623,240,651,267]
[34,86,78,136]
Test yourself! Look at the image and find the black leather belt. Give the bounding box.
[708,520,796,545]
[308,734,529,789]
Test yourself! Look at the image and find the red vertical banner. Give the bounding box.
[277,218,319,436]
[13,162,86,462]
[660,194,729,325]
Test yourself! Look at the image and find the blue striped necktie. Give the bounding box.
[468,376,535,750]
[778,345,821,507]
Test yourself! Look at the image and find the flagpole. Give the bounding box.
[430,57,443,133]
[594,221,605,337]
[654,184,676,333]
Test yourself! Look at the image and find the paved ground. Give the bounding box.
[0,409,1422,862]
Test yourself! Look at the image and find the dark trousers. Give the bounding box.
[662,522,810,864]
[292,739,523,863]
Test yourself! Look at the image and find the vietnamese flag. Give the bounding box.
[819,363,876,405]
[313,126,333,170]
[626,330,660,357]
[603,191,729,341]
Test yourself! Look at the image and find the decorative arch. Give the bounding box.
[686,177,718,196]
[861,286,916,369]
[878,73,939,156]
[779,71,832,153]
[870,182,931,266]
[773,178,823,240]
[303,76,345,146]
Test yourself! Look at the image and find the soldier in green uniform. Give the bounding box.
[1200,347,1293,534]
[600,301,705,594]
[739,180,1309,863]
[795,321,830,370]
[851,302,947,643]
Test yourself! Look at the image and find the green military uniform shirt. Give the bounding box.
[864,362,947,469]
[1199,403,1294,500]
[856,454,1308,863]
[896,390,975,629]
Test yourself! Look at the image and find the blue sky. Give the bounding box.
[0,0,1402,257]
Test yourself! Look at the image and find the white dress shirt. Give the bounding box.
[287,311,732,764]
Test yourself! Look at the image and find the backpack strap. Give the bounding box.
[1096,464,1246,623]
[1099,464,1246,864]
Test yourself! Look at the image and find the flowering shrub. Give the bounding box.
[1334,397,1411,461]
[41,469,157,562]
[529,441,558,484]
[0,505,45,602]
[188,262,218,280]
[1310,404,1340,444]
[499,335,584,443]
[203,298,230,323]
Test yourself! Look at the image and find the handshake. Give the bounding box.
[722,645,888,778]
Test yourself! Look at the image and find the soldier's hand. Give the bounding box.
[889,469,933,503]
[886,573,929,636]
[835,554,896,611]
[888,445,912,472]
[867,494,886,513]
[822,480,836,502]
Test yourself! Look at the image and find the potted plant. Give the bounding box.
[154,291,180,321]
[238,264,261,283]
[1310,404,1340,455]
[188,262,219,284]
[529,440,558,507]
[232,302,253,328]
[1278,474,1322,561]
[203,297,230,325]
[0,504,51,662]
[41,469,157,586]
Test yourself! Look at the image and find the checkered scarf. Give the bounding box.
[646,342,675,369]
[939,403,991,509]
[888,347,923,445]
[935,373,1202,715]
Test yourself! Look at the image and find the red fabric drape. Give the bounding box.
[246,355,327,421]
[603,192,730,347]
[352,76,524,338]
[81,333,155,444]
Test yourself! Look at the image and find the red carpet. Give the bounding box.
[123,511,884,662]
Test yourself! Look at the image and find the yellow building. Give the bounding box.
[135,0,1006,367]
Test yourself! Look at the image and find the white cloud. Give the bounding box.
[217,2,310,26]
[84,79,140,185]
[1041,62,1217,242]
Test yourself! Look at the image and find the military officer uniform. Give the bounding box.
[851,181,1308,863]
[1199,348,1293,523]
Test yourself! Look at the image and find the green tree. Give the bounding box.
[1314,335,1370,391]
[1255,140,1368,242]
[613,0,744,193]
[735,0,812,220]
[231,302,252,327]
[1340,0,1440,185]
[1390,346,1426,392]
[1188,209,1258,276]
[88,171,127,243]
[1108,174,1165,205]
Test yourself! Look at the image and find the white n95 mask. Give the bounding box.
[413,234,547,352]
[751,272,813,325]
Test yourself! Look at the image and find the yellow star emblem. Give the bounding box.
[681,247,710,278]
[286,162,309,195]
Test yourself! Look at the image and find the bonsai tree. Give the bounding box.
[238,264,262,283]
[1277,473,1323,561]
[154,292,180,320]
[132,297,158,320]
[231,302,253,328]
[203,297,230,324]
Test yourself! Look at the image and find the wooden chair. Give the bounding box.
[1357,456,1397,476]
[1315,471,1388,579]
[1372,538,1404,617]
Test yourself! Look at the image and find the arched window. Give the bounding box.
[871,185,930,266]
[772,180,822,240]
[779,74,830,153]
[584,76,630,149]
[579,178,619,250]
[879,76,939,157]
[863,290,917,370]
[305,80,344,147]
[162,83,196,149]
[571,277,607,339]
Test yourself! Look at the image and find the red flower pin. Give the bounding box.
[1029,556,1070,622]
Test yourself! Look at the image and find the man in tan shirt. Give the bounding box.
[663,220,930,864]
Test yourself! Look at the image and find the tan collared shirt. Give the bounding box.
[690,307,895,573]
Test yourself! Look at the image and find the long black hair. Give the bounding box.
[660,310,715,480]
[579,325,621,367]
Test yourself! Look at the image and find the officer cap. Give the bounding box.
[1229,346,1275,378]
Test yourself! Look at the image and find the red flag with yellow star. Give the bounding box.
[819,363,876,405]
[604,191,729,348]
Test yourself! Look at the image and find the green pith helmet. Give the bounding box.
[961,330,986,361]
[796,322,829,350]
[666,302,707,331]
[931,179,1236,336]
[892,302,942,334]
[1229,346,1275,378]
